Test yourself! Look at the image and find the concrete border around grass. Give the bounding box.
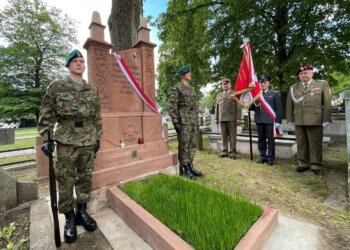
[108,185,278,250]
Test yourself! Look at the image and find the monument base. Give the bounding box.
[92,141,177,189]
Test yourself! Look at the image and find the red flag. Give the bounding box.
[233,42,284,136]
[233,42,260,109]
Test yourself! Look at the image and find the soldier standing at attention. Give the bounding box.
[252,75,283,166]
[38,50,103,243]
[215,78,241,159]
[169,65,203,178]
[286,64,332,175]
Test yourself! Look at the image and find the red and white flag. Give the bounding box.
[233,42,260,109]
[233,42,283,137]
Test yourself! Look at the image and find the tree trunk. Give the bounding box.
[108,0,140,52]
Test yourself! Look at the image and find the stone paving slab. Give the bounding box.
[264,214,328,250]
[94,207,152,250]
[30,197,151,250]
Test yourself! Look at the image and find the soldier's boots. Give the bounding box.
[179,164,184,176]
[189,162,203,177]
[183,164,196,178]
[76,203,97,232]
[64,211,77,243]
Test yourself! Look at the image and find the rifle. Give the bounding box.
[47,131,61,247]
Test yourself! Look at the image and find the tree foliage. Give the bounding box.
[0,0,77,121]
[156,0,350,111]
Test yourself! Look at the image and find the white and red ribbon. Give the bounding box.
[113,51,159,114]
[113,51,165,138]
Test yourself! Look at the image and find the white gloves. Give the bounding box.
[275,123,280,127]
[322,122,330,127]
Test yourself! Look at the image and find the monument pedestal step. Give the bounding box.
[94,141,171,171]
[92,152,177,190]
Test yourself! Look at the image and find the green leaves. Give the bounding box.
[155,0,350,111]
[0,0,78,121]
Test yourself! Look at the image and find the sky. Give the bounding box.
[0,0,168,68]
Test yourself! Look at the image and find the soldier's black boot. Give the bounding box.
[189,162,203,177]
[179,164,184,176]
[76,203,97,232]
[64,211,77,243]
[183,164,195,178]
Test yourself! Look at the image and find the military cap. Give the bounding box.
[221,78,231,84]
[296,64,313,75]
[65,49,84,67]
[177,65,191,76]
[258,75,271,83]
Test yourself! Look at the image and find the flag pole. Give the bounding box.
[248,109,253,161]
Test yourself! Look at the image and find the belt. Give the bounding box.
[59,119,93,128]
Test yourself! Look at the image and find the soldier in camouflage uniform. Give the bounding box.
[286,64,332,175]
[37,50,103,243]
[169,65,203,178]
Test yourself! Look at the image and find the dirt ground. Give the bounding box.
[1,138,349,249]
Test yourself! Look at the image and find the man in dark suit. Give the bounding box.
[252,75,283,165]
[286,64,332,175]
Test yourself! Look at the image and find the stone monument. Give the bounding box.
[83,12,176,189]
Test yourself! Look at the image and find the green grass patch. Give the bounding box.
[0,154,35,167]
[0,138,35,151]
[122,174,263,250]
[15,127,37,138]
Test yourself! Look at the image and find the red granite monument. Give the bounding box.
[83,12,176,189]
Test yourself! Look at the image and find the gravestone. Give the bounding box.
[0,169,17,211]
[0,128,15,145]
[83,12,176,189]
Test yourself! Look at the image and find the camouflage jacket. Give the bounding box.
[286,79,332,126]
[37,77,103,146]
[168,82,198,126]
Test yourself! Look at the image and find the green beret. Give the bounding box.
[177,65,191,76]
[65,49,84,67]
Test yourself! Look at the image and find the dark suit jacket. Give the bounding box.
[253,89,283,124]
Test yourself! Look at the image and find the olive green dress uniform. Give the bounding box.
[215,89,242,157]
[286,79,332,170]
[38,76,102,213]
[169,82,199,165]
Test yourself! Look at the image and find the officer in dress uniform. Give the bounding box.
[286,64,332,175]
[38,50,103,243]
[168,65,203,178]
[252,75,283,165]
[215,78,241,159]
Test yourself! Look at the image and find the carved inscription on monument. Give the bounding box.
[108,49,143,112]
[94,48,110,112]
[143,47,155,103]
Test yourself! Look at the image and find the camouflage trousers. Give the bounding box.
[54,143,95,214]
[177,124,197,165]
